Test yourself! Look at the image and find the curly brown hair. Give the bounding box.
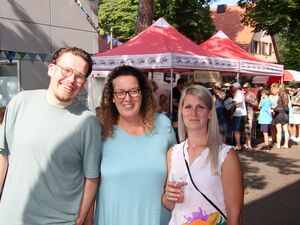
[99,66,158,138]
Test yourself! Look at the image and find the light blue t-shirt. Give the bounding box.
[93,113,177,225]
[0,90,101,225]
[258,97,274,124]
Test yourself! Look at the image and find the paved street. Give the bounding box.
[239,139,300,225]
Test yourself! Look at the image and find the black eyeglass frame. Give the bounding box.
[113,88,141,99]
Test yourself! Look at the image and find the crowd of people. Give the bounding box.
[0,45,298,225]
[210,81,300,152]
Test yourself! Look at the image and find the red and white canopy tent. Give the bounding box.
[198,30,284,79]
[93,18,244,73]
[92,18,259,112]
[91,18,283,112]
[253,69,300,84]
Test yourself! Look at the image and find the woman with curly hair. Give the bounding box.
[91,65,177,225]
[0,107,5,125]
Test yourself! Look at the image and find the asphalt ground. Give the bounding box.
[239,138,300,225]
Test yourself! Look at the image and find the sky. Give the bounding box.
[209,0,239,8]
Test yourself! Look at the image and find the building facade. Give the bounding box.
[211,5,278,64]
[0,0,99,106]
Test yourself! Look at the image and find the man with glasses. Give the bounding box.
[0,47,101,225]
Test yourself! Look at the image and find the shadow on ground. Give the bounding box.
[238,137,300,192]
[243,179,300,225]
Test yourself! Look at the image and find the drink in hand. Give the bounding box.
[172,172,187,203]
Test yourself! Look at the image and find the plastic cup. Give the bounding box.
[172,172,187,203]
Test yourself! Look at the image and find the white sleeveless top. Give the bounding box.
[169,140,232,225]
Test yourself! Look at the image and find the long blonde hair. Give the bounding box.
[178,85,222,174]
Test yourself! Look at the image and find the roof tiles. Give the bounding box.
[211,5,254,51]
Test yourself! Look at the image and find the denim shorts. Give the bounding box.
[232,116,244,132]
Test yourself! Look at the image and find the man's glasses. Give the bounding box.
[114,88,140,99]
[55,64,86,84]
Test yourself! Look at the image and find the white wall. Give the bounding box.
[0,0,98,93]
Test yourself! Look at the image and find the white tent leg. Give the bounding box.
[170,69,174,116]
[236,72,240,82]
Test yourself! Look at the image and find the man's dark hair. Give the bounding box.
[51,47,93,78]
[177,78,186,85]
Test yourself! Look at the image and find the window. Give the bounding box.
[262,42,269,55]
[250,41,259,54]
[217,4,227,13]
[269,43,273,55]
[0,61,19,106]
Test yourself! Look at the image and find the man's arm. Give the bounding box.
[75,177,99,225]
[0,153,8,194]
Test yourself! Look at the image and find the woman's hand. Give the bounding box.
[165,180,186,203]
[162,180,187,211]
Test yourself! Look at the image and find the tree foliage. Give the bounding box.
[98,0,215,43]
[98,0,139,42]
[277,34,300,70]
[154,0,215,43]
[237,0,300,70]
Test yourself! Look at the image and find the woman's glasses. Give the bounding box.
[55,64,86,84]
[114,88,140,99]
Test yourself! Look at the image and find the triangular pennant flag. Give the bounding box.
[17,52,26,60]
[4,51,16,63]
[48,54,54,61]
[28,53,37,63]
[38,53,48,62]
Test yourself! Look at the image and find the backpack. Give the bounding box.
[223,97,237,116]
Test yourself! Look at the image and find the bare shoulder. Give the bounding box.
[222,148,241,170]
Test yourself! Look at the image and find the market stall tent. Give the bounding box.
[198,30,283,76]
[92,18,244,73]
[268,70,300,83]
[92,18,246,114]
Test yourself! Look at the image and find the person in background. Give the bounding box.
[269,83,279,145]
[150,80,160,112]
[243,83,258,150]
[258,89,275,151]
[172,78,186,125]
[287,88,294,141]
[231,82,247,151]
[162,85,243,225]
[91,65,177,225]
[212,82,229,141]
[0,107,5,125]
[0,47,101,225]
[274,84,290,149]
[290,87,300,142]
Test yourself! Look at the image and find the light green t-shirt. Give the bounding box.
[0,90,101,225]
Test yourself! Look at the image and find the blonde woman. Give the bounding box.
[162,85,244,225]
[269,83,279,145]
